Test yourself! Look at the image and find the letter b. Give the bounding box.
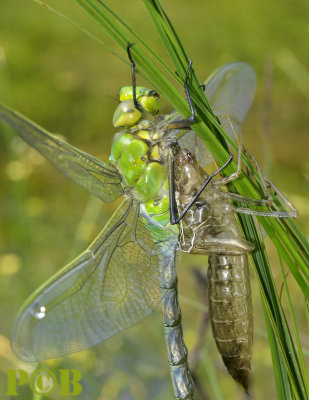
[59,369,82,396]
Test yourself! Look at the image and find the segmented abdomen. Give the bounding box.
[160,258,194,400]
[174,147,254,391]
[208,253,253,392]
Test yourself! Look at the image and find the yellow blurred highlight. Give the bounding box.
[42,357,62,368]
[68,350,90,363]
[5,160,33,180]
[0,334,12,360]
[0,254,21,276]
[14,362,38,375]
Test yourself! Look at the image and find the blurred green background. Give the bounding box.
[0,0,308,399]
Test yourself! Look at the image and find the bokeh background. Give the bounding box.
[0,1,308,399]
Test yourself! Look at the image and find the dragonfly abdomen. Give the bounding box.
[161,265,194,399]
[208,253,253,392]
[174,148,254,391]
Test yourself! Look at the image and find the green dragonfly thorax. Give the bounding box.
[110,88,170,226]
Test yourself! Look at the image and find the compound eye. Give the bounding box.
[113,100,142,127]
[139,93,163,114]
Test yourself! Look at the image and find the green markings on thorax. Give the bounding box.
[109,130,169,225]
[109,86,170,226]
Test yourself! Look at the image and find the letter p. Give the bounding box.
[6,369,29,396]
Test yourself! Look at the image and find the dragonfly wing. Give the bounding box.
[204,62,256,138]
[11,199,179,362]
[163,111,214,166]
[0,104,123,203]
[162,112,212,165]
[179,63,256,168]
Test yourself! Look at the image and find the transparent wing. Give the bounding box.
[11,199,179,362]
[0,104,123,203]
[179,62,256,167]
[204,62,256,137]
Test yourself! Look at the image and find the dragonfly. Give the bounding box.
[0,53,297,399]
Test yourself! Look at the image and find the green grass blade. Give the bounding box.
[278,255,309,398]
[143,0,188,74]
[263,299,292,399]
[95,0,176,77]
[262,295,294,399]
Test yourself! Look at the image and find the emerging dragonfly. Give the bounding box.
[0,49,297,399]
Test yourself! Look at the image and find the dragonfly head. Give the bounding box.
[113,86,163,128]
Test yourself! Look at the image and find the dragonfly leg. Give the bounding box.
[168,145,233,225]
[235,151,297,218]
[212,138,298,218]
[127,43,140,110]
[168,145,178,225]
[264,178,298,217]
[220,191,271,207]
[165,61,196,131]
[212,131,244,186]
[246,151,275,200]
[228,174,298,218]
[231,205,298,218]
[246,152,297,216]
[222,179,298,218]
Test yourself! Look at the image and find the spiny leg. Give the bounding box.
[212,131,244,186]
[231,204,297,218]
[211,136,298,218]
[219,184,297,218]
[232,152,297,218]
[212,136,271,207]
[247,151,298,217]
[220,191,271,207]
[264,178,298,217]
[228,181,298,218]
